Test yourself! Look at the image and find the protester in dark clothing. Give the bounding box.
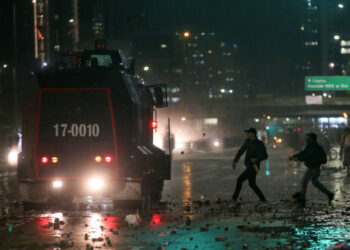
[232,128,268,202]
[290,132,334,206]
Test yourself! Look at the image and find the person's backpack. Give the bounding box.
[260,142,268,161]
[320,145,327,164]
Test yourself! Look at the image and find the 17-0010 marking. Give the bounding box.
[53,123,100,137]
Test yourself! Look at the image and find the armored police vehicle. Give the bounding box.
[18,40,171,208]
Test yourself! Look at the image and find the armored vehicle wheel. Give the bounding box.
[22,201,48,210]
[48,193,74,210]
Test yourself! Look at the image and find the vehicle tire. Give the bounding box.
[150,190,162,202]
[48,193,74,210]
[22,201,47,210]
[113,200,142,209]
[149,180,164,202]
[141,180,164,203]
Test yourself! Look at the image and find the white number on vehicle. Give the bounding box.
[53,123,100,137]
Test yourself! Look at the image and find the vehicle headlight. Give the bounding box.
[52,180,63,189]
[7,149,18,166]
[88,178,103,191]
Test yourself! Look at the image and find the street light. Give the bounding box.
[329,62,335,69]
[338,3,344,8]
[143,66,149,71]
[334,35,340,40]
[3,64,7,68]
[183,31,190,38]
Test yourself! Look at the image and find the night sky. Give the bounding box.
[0,0,301,62]
[0,0,303,93]
[99,0,301,58]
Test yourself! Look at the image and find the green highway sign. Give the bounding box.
[305,76,350,91]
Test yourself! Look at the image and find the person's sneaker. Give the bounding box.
[328,193,334,203]
[295,198,306,207]
[292,192,301,199]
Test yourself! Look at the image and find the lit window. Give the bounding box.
[204,118,218,125]
[171,97,180,103]
[341,48,350,54]
[341,40,350,46]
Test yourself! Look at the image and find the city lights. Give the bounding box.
[329,62,335,69]
[143,66,149,71]
[3,64,7,68]
[338,3,344,8]
[183,31,190,38]
[69,19,74,23]
[334,35,340,40]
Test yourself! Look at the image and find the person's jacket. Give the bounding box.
[293,142,327,169]
[233,138,268,168]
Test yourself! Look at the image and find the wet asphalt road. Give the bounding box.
[0,146,349,249]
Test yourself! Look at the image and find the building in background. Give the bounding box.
[299,0,350,77]
[130,31,242,107]
[178,31,240,104]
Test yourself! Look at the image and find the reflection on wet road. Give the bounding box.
[0,147,350,248]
